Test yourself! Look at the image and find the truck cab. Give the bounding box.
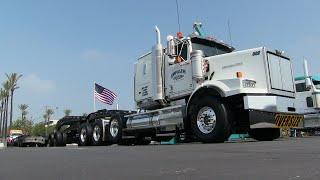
[295,75,320,129]
[164,35,235,100]
[130,23,303,143]
[295,75,320,113]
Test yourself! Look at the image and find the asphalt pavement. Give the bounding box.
[0,137,320,180]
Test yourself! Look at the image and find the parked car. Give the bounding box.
[7,130,23,146]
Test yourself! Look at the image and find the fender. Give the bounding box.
[186,80,231,114]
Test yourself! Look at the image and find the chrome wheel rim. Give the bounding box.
[197,106,216,134]
[80,128,87,142]
[110,119,119,138]
[93,125,101,142]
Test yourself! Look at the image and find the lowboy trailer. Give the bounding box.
[48,109,136,146]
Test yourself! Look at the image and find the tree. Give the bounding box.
[64,109,72,116]
[6,73,22,128]
[11,118,33,135]
[43,114,48,122]
[18,104,29,121]
[44,108,54,124]
[31,122,46,136]
[2,81,10,138]
[43,108,54,137]
[0,89,5,136]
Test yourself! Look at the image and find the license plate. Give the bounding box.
[274,114,304,128]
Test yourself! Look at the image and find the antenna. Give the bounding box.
[227,19,233,46]
[175,0,181,32]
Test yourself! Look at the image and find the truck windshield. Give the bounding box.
[313,80,320,89]
[191,37,232,57]
[11,133,22,137]
[192,43,229,57]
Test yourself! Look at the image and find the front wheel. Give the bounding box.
[190,97,231,143]
[249,128,280,141]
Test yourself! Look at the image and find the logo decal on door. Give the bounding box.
[171,69,186,81]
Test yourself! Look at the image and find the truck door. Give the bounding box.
[165,43,193,100]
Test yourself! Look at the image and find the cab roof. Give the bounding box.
[295,75,320,82]
[189,34,235,52]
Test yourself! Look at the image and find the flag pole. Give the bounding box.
[116,95,119,110]
[94,81,96,112]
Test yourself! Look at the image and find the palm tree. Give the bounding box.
[6,73,22,128]
[43,114,48,122]
[18,104,29,121]
[2,81,10,138]
[44,108,54,137]
[0,106,2,136]
[64,109,72,116]
[45,108,54,124]
[0,89,5,136]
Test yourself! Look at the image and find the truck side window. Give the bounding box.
[173,43,188,64]
[295,83,306,92]
[306,97,314,107]
[143,63,147,75]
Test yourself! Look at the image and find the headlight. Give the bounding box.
[242,79,256,88]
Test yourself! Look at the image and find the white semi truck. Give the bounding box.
[49,23,304,146]
[294,60,320,132]
[122,23,304,143]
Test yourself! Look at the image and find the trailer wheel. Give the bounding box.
[48,134,54,147]
[92,121,104,146]
[54,131,63,146]
[107,117,122,144]
[79,123,93,146]
[61,133,68,146]
[249,128,280,141]
[190,97,231,143]
[47,134,53,147]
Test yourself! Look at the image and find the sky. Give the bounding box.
[0,0,319,122]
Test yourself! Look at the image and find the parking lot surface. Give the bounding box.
[0,137,320,180]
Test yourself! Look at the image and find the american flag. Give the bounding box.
[94,83,117,105]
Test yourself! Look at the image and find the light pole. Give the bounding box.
[45,106,48,138]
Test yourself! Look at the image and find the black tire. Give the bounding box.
[249,128,280,141]
[92,121,104,146]
[54,131,63,146]
[49,134,54,147]
[61,133,68,146]
[190,97,231,143]
[47,136,52,147]
[79,123,93,146]
[106,116,122,144]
